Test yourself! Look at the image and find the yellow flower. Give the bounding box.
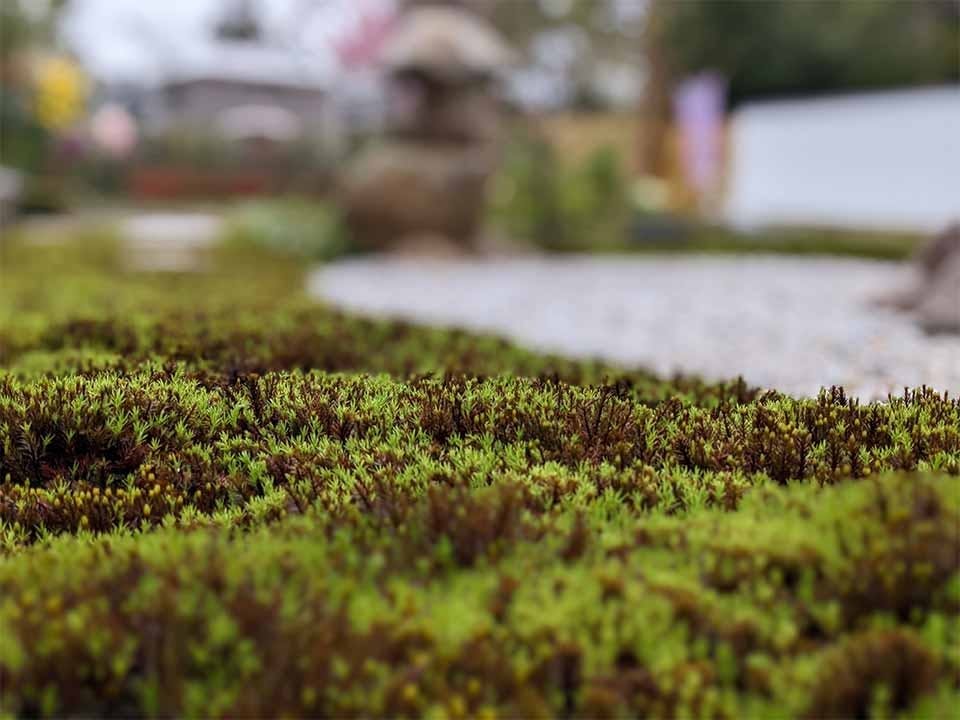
[34,55,88,130]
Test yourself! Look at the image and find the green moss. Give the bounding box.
[1,474,957,717]
[0,231,754,404]
[0,230,956,717]
[0,371,956,545]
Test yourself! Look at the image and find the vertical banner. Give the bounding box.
[673,72,726,214]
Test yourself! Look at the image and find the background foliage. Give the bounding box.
[659,0,960,106]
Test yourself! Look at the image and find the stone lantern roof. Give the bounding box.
[380,6,514,84]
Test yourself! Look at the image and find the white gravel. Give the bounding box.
[308,255,960,400]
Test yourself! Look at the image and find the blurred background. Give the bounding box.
[2,0,957,227]
[1,0,959,396]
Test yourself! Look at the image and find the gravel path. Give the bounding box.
[308,255,960,399]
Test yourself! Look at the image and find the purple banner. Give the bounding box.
[673,72,727,195]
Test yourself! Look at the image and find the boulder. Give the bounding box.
[0,165,23,226]
[916,248,960,334]
[878,224,960,333]
[916,223,960,278]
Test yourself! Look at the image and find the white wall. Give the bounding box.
[723,86,960,233]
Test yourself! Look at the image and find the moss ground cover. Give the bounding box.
[1,230,958,717]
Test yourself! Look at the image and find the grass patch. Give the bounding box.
[517,216,922,259]
[0,230,957,717]
[624,225,922,260]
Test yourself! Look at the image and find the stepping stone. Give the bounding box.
[121,212,223,272]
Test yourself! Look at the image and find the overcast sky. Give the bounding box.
[60,0,394,84]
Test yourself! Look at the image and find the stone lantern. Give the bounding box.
[339,4,513,253]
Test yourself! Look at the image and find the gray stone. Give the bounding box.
[917,249,960,334]
[873,224,960,333]
[916,223,960,278]
[120,213,223,272]
[0,165,23,227]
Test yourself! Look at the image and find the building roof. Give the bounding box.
[164,40,334,91]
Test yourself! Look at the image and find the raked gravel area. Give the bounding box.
[308,255,959,400]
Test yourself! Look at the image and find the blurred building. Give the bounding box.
[724,86,960,233]
[142,45,332,141]
[140,1,335,144]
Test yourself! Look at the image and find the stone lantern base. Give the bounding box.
[339,139,494,253]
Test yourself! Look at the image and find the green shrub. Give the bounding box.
[490,134,632,251]
[223,197,351,261]
[489,130,921,258]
